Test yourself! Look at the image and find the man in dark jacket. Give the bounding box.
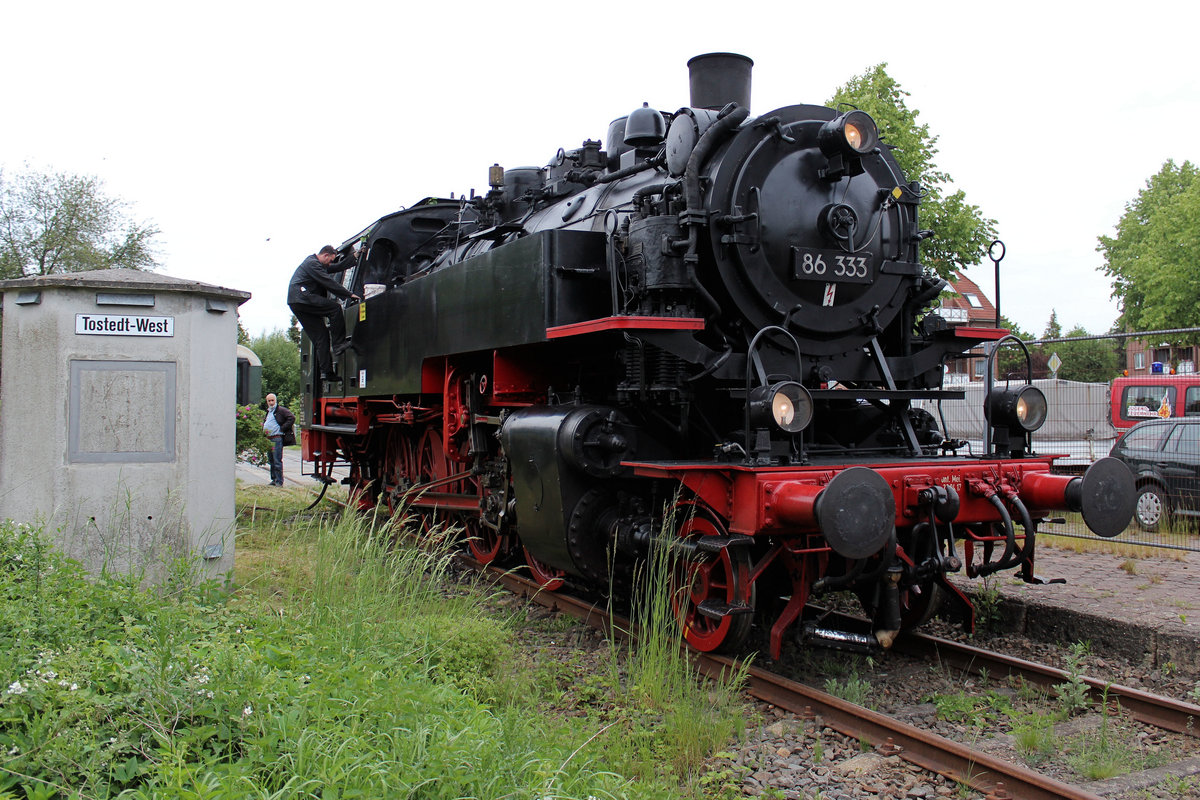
[261,393,296,486]
[288,245,360,381]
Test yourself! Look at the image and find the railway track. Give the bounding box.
[807,607,1200,739]
[474,558,1198,800]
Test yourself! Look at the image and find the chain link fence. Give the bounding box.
[923,328,1200,553]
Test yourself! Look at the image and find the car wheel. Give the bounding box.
[1134,484,1168,533]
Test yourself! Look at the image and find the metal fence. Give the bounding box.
[924,328,1200,553]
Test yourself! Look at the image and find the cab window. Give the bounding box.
[1185,387,1200,415]
[1121,423,1169,451]
[1167,422,1200,457]
[1121,385,1177,421]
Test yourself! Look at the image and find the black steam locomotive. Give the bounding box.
[300,54,1134,657]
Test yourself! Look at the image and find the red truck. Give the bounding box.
[1110,374,1200,430]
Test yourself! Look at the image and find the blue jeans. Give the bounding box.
[268,436,284,485]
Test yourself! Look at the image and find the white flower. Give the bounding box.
[242,705,253,717]
[69,683,78,691]
[6,681,25,696]
[7,746,17,756]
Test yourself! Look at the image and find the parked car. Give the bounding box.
[1109,418,1200,532]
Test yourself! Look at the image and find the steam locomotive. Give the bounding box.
[299,54,1135,657]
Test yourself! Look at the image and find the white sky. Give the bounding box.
[4,1,1198,339]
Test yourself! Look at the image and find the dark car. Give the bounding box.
[1109,417,1200,532]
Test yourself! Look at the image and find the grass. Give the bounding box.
[1038,517,1192,560]
[0,483,750,798]
[823,672,873,709]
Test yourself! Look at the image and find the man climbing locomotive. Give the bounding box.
[295,54,1135,658]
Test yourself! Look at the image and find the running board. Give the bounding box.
[696,600,755,620]
[695,534,756,553]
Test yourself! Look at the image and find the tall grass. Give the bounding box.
[606,509,750,784]
[0,485,750,798]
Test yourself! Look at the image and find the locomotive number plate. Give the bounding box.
[791,248,873,284]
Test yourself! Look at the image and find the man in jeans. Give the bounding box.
[287,245,360,381]
[261,393,296,487]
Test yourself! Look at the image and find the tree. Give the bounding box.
[1054,325,1120,383]
[1042,310,1062,341]
[828,65,998,279]
[287,314,302,347]
[0,166,159,279]
[995,315,1036,381]
[250,329,301,409]
[1099,159,1200,339]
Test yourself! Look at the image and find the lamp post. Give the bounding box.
[989,239,1005,328]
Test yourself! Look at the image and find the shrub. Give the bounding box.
[235,403,270,466]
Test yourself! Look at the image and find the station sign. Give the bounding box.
[75,313,174,337]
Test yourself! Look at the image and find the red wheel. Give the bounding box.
[466,522,503,563]
[523,547,566,591]
[347,459,376,512]
[381,430,419,516]
[671,503,755,653]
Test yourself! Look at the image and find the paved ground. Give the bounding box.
[949,543,1200,674]
[235,447,345,489]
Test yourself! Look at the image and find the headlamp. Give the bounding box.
[749,381,814,434]
[818,110,879,157]
[986,385,1048,433]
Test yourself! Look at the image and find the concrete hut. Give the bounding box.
[0,269,250,580]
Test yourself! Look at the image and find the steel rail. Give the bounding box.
[805,606,1200,738]
[697,653,1103,800]
[472,561,1102,800]
[893,632,1200,738]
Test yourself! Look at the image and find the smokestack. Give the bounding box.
[687,53,753,111]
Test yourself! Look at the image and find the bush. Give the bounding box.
[235,403,270,466]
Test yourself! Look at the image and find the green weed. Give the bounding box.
[1011,712,1059,762]
[823,672,873,708]
[972,578,1004,633]
[1065,690,1165,781]
[0,490,745,799]
[926,689,1012,728]
[1054,641,1092,717]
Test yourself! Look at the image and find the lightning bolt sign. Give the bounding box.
[823,283,836,307]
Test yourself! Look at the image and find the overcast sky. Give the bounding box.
[4,1,1198,340]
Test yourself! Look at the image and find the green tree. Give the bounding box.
[1054,325,1120,383]
[995,315,1036,381]
[828,65,998,279]
[287,314,302,347]
[1042,310,1062,340]
[1099,159,1200,340]
[250,329,301,409]
[0,166,159,278]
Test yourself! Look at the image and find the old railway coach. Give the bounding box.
[299,54,1135,658]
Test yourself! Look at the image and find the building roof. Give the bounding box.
[0,268,250,303]
[944,272,998,325]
